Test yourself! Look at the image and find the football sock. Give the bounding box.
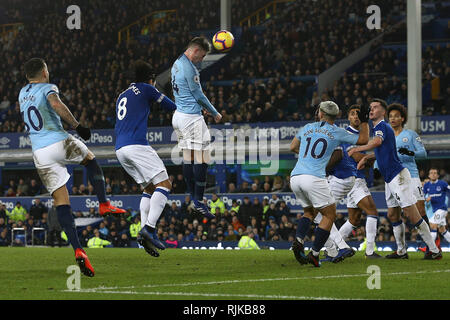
[146,187,170,229]
[415,219,439,253]
[330,223,350,249]
[312,227,330,255]
[365,215,378,255]
[422,214,430,225]
[296,216,312,243]
[323,237,338,257]
[56,205,82,250]
[392,221,406,255]
[193,163,208,201]
[183,162,195,199]
[139,193,152,232]
[339,220,356,239]
[85,158,107,203]
[442,230,450,243]
[430,229,437,242]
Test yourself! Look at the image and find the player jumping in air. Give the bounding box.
[171,37,222,218]
[18,58,127,277]
[349,99,442,260]
[115,60,176,257]
[290,101,369,267]
[337,105,382,259]
[423,168,450,245]
[387,103,435,253]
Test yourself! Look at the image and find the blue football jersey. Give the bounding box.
[346,126,365,179]
[115,82,176,150]
[171,54,219,116]
[18,83,68,151]
[423,180,450,212]
[395,129,427,178]
[291,121,359,179]
[328,143,357,179]
[373,120,404,183]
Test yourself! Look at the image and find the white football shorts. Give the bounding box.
[347,178,372,208]
[290,174,335,209]
[429,209,448,226]
[32,134,89,195]
[411,177,425,201]
[116,144,168,188]
[385,168,417,208]
[327,175,355,202]
[172,110,211,151]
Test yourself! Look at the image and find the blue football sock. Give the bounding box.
[57,205,82,251]
[295,216,312,242]
[312,227,330,253]
[193,163,208,201]
[85,158,107,203]
[183,162,195,199]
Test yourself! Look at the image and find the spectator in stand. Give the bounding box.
[228,183,238,193]
[29,198,47,220]
[0,229,9,246]
[0,202,10,223]
[210,193,226,217]
[238,196,252,227]
[119,234,131,247]
[28,179,41,196]
[16,179,29,196]
[8,201,26,223]
[231,215,245,232]
[172,174,187,194]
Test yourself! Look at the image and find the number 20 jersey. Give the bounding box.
[291,121,359,179]
[18,83,68,151]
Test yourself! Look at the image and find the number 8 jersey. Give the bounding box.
[18,83,68,151]
[291,121,359,179]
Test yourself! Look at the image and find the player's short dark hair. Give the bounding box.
[187,36,211,53]
[371,98,388,110]
[348,104,360,112]
[24,58,46,79]
[387,103,408,126]
[132,60,156,83]
[429,167,439,173]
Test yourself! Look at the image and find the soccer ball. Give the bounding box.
[212,30,234,52]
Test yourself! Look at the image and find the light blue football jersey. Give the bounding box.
[171,54,219,116]
[291,121,359,179]
[395,129,427,178]
[18,83,68,151]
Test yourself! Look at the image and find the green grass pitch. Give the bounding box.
[0,247,449,300]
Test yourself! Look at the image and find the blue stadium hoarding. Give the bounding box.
[0,116,449,150]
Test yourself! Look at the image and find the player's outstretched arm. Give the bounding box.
[348,136,382,157]
[357,153,376,170]
[326,149,343,173]
[47,93,79,128]
[47,93,91,140]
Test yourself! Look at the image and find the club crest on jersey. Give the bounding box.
[437,186,441,192]
[194,75,200,83]
[402,137,408,142]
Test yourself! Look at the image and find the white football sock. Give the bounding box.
[339,220,356,240]
[430,229,438,242]
[392,222,406,255]
[416,220,439,253]
[324,237,338,257]
[147,187,170,228]
[365,215,378,255]
[139,193,151,230]
[330,223,350,249]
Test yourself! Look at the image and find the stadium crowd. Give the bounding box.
[2,0,448,133]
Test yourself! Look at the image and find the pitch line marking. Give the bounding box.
[74,269,450,292]
[62,289,362,300]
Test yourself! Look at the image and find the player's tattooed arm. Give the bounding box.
[290,137,300,154]
[47,93,79,128]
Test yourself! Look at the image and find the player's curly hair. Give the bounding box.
[132,60,156,83]
[387,103,408,127]
[24,58,46,79]
[188,36,211,53]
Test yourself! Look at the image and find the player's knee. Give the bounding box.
[349,216,361,226]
